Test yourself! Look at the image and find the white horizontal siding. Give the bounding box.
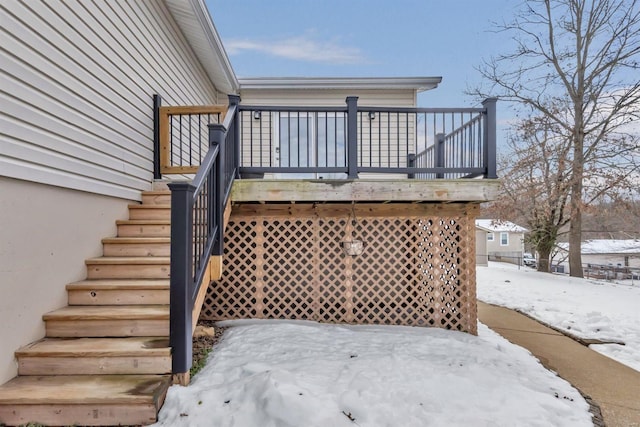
[238,88,417,175]
[239,89,416,107]
[0,0,224,200]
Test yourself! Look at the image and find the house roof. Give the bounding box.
[475,219,528,233]
[165,0,239,94]
[556,239,640,255]
[237,77,442,92]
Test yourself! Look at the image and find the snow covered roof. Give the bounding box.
[556,239,640,255]
[475,219,528,233]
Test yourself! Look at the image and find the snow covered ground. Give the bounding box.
[477,262,640,372]
[155,320,591,427]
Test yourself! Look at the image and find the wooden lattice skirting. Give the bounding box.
[202,203,479,334]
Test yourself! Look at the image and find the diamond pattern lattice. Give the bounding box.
[201,203,478,333]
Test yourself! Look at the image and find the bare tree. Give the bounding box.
[472,0,640,277]
[487,114,572,272]
[486,111,637,273]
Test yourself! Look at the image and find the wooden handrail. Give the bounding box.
[159,105,228,175]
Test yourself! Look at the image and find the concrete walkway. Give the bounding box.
[477,301,640,427]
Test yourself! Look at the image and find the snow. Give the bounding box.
[556,239,640,254]
[477,262,640,372]
[154,320,591,427]
[476,219,528,233]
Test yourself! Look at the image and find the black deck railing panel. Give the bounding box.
[236,98,497,179]
[169,96,238,375]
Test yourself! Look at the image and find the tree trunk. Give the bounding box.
[569,126,585,278]
[536,233,555,273]
[569,204,583,277]
[537,246,551,273]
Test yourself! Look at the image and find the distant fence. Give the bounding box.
[484,255,566,273]
[583,263,640,284]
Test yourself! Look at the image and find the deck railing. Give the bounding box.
[166,95,239,378]
[154,96,226,176]
[236,97,497,179]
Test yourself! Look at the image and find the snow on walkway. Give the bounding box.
[154,320,591,427]
[477,262,640,372]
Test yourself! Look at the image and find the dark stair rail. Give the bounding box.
[168,95,239,378]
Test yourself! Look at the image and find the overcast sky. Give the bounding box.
[206,0,520,109]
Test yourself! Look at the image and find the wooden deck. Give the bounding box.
[231,179,500,203]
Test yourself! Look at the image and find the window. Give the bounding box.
[500,232,509,246]
[487,233,494,241]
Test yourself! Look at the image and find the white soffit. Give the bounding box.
[238,77,443,92]
[165,0,239,94]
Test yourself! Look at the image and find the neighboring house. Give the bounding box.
[555,240,640,274]
[0,1,500,424]
[475,220,528,265]
[476,227,489,266]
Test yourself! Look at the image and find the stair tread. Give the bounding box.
[16,337,170,357]
[102,237,171,244]
[142,190,171,195]
[128,204,171,209]
[85,256,170,265]
[0,374,171,404]
[116,219,170,225]
[66,279,169,290]
[43,305,169,320]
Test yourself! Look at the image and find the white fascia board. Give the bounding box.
[166,0,239,94]
[238,77,442,92]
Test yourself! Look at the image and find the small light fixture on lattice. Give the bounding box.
[342,202,364,256]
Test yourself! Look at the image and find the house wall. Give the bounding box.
[239,88,416,107]
[1,0,223,201]
[487,232,525,257]
[0,177,130,384]
[0,1,225,384]
[238,88,417,179]
[476,229,488,266]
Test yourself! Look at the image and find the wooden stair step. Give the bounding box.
[44,305,169,337]
[67,279,169,305]
[141,190,171,205]
[86,256,170,279]
[16,337,171,375]
[116,219,171,237]
[102,237,170,257]
[128,204,171,220]
[0,374,171,426]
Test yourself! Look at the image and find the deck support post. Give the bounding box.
[482,98,498,179]
[435,133,445,179]
[346,96,359,179]
[407,153,416,179]
[168,181,195,377]
[228,95,241,179]
[153,94,162,180]
[209,124,227,257]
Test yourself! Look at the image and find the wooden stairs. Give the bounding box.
[0,190,175,426]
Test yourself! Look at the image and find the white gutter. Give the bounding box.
[238,77,442,92]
